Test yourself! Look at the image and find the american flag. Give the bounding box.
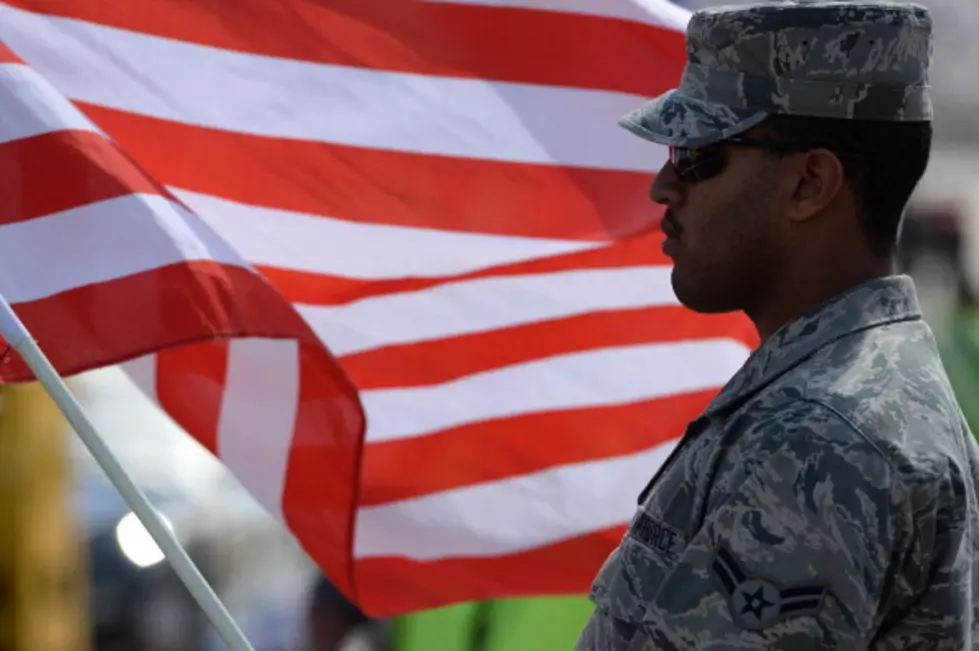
[0,0,756,615]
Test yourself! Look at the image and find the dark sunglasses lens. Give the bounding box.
[669,145,724,182]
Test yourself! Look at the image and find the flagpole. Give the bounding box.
[0,295,256,651]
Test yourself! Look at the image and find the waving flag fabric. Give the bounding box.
[0,0,757,615]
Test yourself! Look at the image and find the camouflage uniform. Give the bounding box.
[577,2,979,649]
[577,276,979,648]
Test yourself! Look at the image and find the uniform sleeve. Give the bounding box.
[636,401,914,650]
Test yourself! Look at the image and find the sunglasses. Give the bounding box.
[668,137,820,183]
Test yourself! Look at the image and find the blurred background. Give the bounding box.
[4,0,979,650]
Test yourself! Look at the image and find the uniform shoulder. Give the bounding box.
[768,320,968,485]
[735,390,968,523]
[731,396,904,486]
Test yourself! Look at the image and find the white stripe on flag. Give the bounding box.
[0,62,104,143]
[120,353,159,402]
[173,189,600,281]
[299,267,678,356]
[421,0,691,32]
[0,193,252,303]
[216,338,301,523]
[362,338,749,443]
[354,438,677,559]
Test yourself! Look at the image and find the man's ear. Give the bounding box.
[784,148,846,224]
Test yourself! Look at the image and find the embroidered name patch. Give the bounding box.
[628,511,686,559]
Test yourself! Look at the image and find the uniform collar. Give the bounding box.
[703,275,923,418]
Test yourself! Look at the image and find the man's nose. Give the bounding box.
[649,162,683,207]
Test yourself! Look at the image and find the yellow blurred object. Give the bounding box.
[0,382,89,651]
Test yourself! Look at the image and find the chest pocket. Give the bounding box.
[588,522,690,650]
[624,417,722,599]
[588,418,722,647]
[638,416,718,545]
[588,541,661,651]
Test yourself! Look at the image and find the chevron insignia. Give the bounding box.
[710,544,828,630]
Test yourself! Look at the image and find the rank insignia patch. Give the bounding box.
[711,544,828,630]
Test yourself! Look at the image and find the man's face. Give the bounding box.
[651,135,784,315]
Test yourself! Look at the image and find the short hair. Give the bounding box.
[761,114,933,255]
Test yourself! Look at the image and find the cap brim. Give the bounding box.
[618,89,770,148]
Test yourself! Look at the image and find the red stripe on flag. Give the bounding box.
[355,525,625,616]
[0,42,23,63]
[156,342,229,456]
[342,306,757,390]
[7,0,685,96]
[361,389,714,505]
[282,344,366,601]
[1,262,317,382]
[0,130,168,225]
[77,103,660,241]
[261,233,672,307]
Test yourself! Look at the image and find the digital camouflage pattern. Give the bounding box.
[620,1,933,148]
[576,276,979,649]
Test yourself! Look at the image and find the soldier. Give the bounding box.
[576,1,979,649]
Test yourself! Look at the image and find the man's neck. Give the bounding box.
[747,255,897,342]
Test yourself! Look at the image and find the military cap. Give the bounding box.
[620,1,933,148]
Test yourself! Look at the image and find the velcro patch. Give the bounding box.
[628,511,686,559]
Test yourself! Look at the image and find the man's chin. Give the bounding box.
[671,270,742,315]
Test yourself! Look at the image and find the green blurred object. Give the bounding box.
[390,602,478,651]
[390,595,593,651]
[941,306,979,436]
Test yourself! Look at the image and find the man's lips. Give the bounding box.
[660,213,681,257]
[660,215,680,240]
